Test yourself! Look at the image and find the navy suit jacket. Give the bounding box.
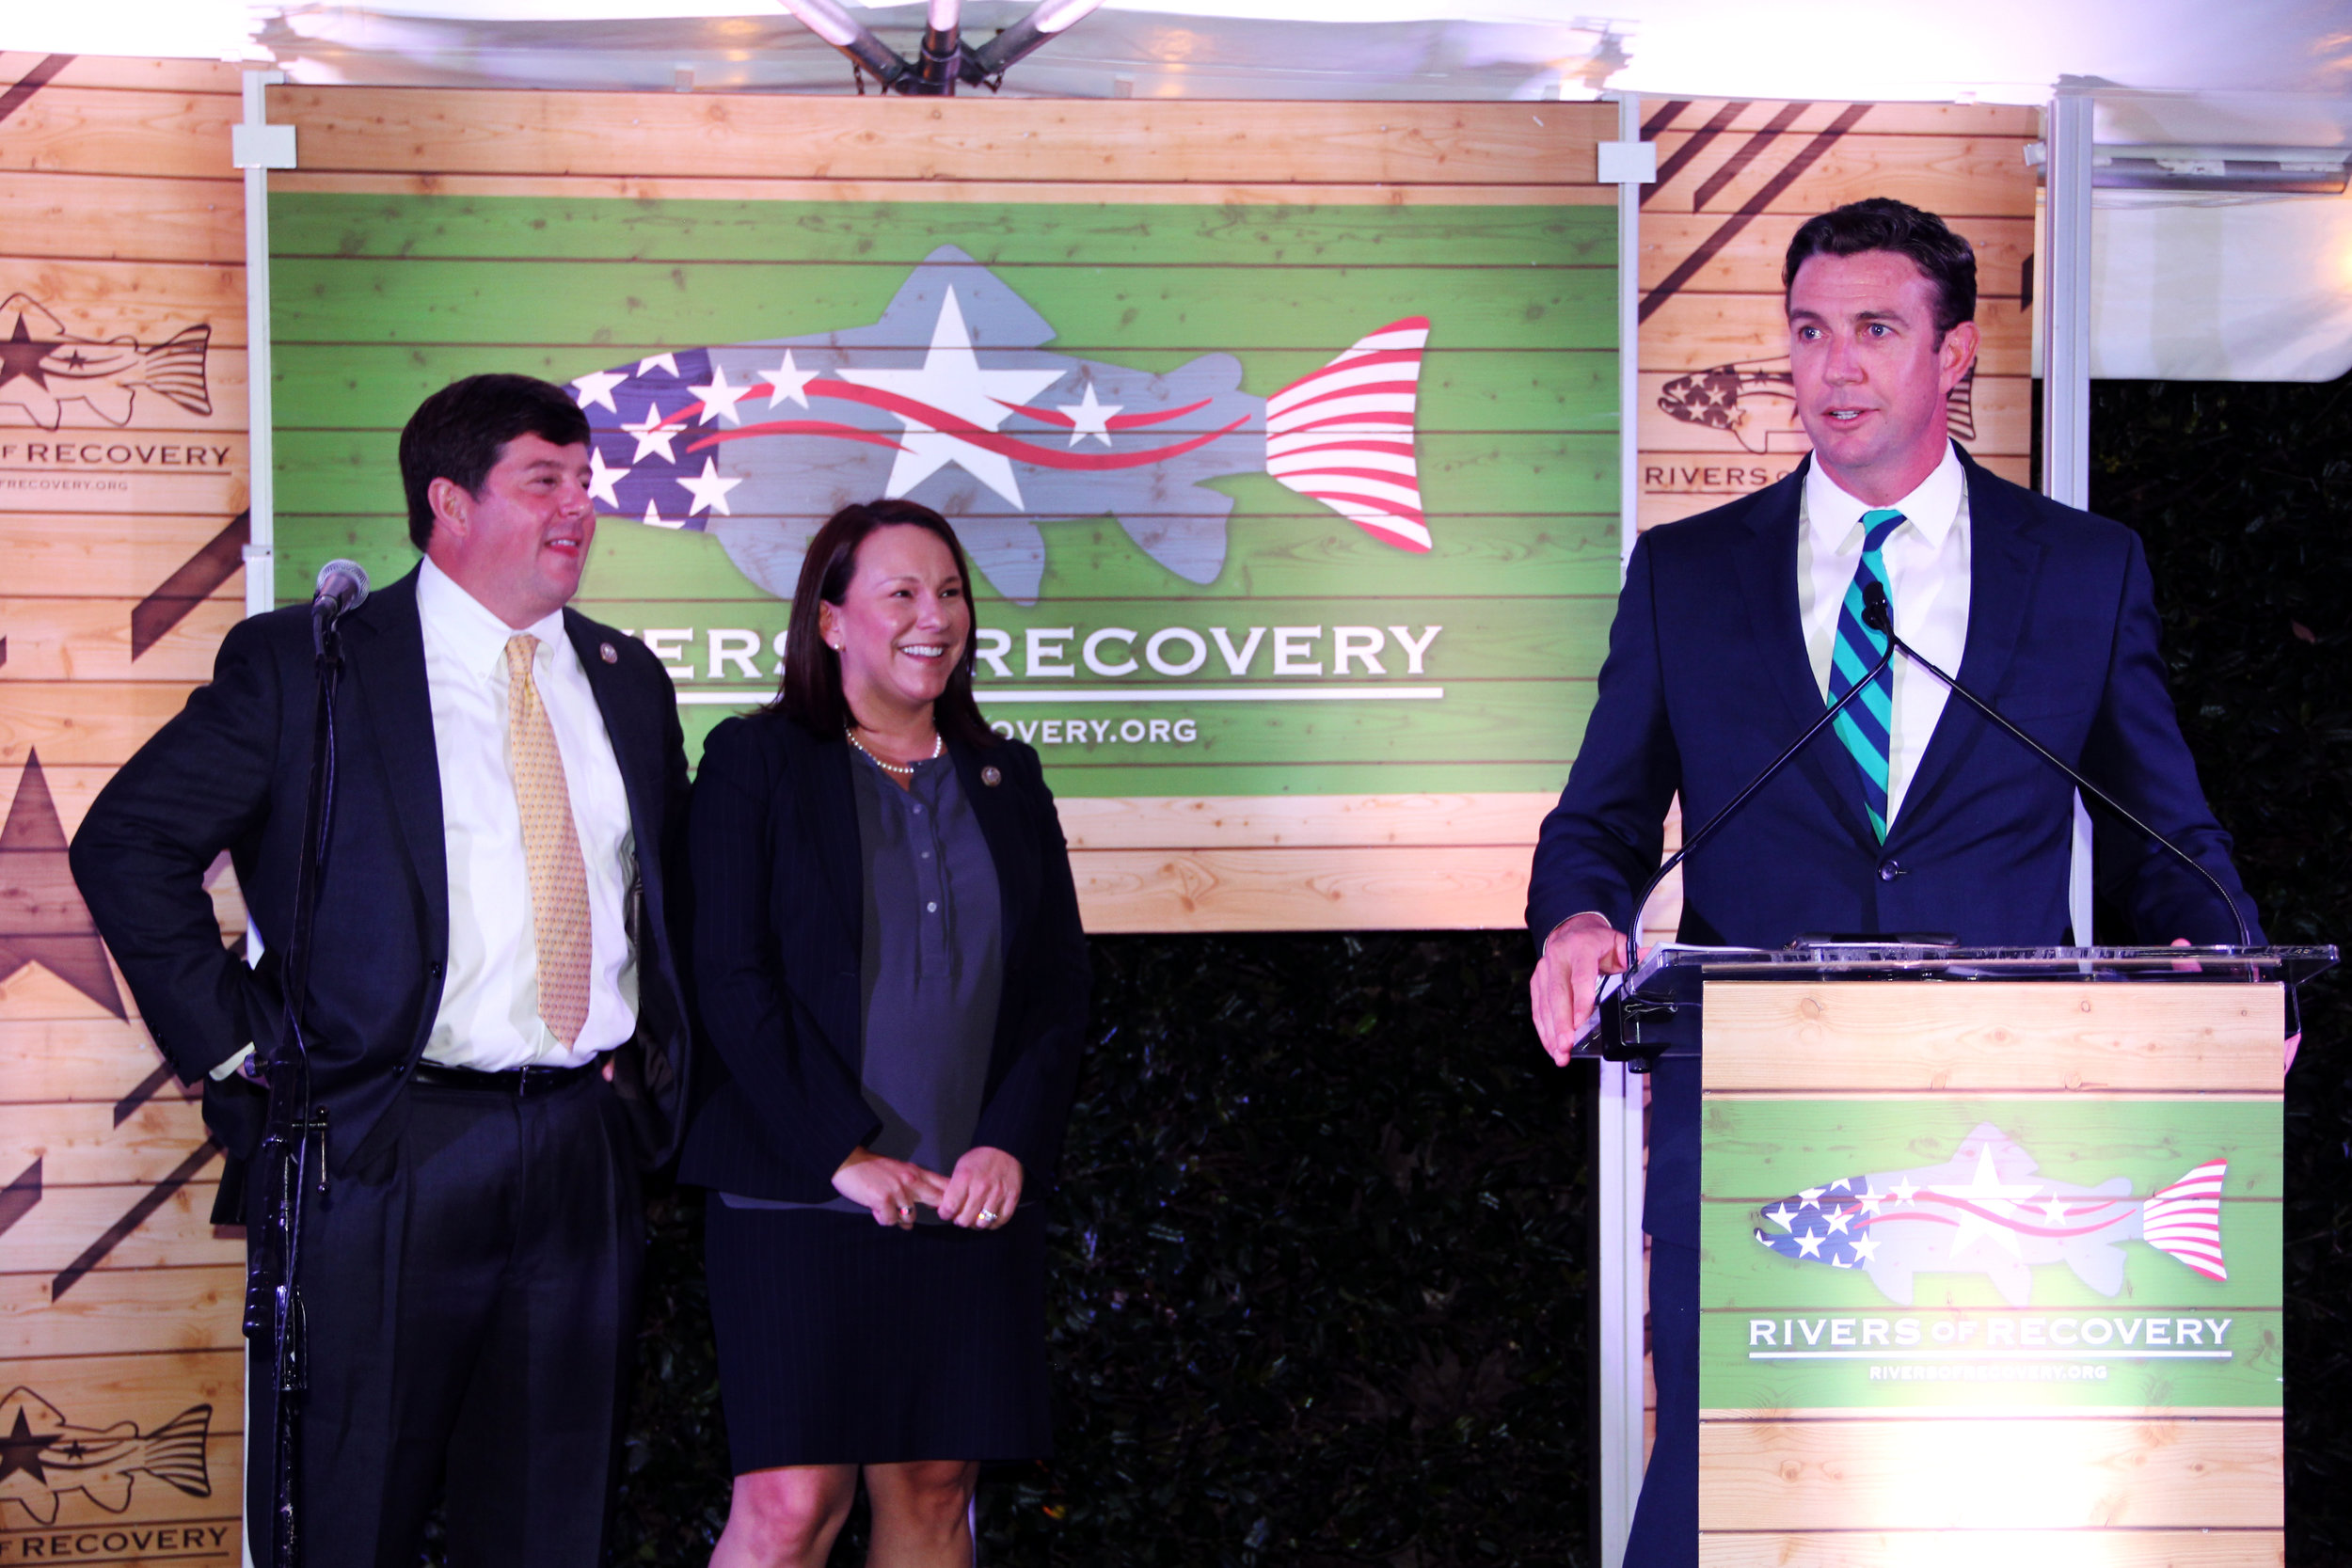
[1526,449,2260,1245]
[680,712,1090,1204]
[1528,446,2259,953]
[71,568,694,1212]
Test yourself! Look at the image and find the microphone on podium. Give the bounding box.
[1857,579,2249,948]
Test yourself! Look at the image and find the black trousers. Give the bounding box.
[245,1070,643,1568]
[1625,1055,1700,1568]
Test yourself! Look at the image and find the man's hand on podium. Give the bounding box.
[1532,911,1629,1067]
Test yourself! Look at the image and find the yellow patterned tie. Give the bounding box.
[504,634,592,1047]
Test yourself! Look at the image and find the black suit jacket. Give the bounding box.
[1528,446,2260,951]
[70,568,693,1214]
[680,711,1089,1203]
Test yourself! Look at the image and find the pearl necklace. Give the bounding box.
[846,727,942,778]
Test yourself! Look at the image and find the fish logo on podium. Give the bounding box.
[0,1387,211,1526]
[566,245,1430,605]
[1750,1122,2227,1307]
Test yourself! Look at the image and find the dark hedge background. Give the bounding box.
[584,374,2351,1566]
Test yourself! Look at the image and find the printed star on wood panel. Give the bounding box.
[0,752,126,1018]
[0,1407,56,1487]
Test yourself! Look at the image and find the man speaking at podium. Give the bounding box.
[1525,199,2261,1564]
[71,375,692,1566]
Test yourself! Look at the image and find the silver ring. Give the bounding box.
[977,1209,998,1226]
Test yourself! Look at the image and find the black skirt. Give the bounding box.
[703,1194,1054,1471]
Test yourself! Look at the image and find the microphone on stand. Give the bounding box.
[1856,579,2250,948]
[310,560,369,655]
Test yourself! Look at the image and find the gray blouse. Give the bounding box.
[723,746,1002,1217]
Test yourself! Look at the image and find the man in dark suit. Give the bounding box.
[1524,199,2261,1564]
[71,374,691,1567]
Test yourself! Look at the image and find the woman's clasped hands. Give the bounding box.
[832,1146,1022,1232]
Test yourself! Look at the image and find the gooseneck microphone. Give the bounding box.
[1856,578,2250,948]
[1621,624,1898,944]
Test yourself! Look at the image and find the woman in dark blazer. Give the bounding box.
[686,499,1089,1568]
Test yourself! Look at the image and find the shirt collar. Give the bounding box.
[417,556,574,679]
[1804,440,1967,552]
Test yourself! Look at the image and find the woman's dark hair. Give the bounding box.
[399,373,594,551]
[775,499,997,749]
[1783,198,1977,340]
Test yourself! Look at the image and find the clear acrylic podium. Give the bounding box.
[1574,942,2335,1568]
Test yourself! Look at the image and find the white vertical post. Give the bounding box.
[237,69,290,622]
[2041,91,2092,509]
[1613,93,1645,568]
[232,82,292,1568]
[1593,1058,1646,1568]
[1594,90,1653,1568]
[2041,90,2097,943]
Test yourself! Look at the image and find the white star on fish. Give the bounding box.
[1829,1178,1852,1193]
[1931,1148,2042,1259]
[1888,1178,1919,1208]
[1795,1229,1824,1259]
[675,456,743,517]
[1851,1232,1880,1262]
[1058,380,1121,448]
[570,369,628,413]
[1799,1187,1825,1207]
[691,364,752,426]
[757,350,819,409]
[586,445,630,507]
[643,497,674,530]
[2040,1193,2072,1227]
[624,401,682,462]
[1857,1187,1886,1215]
[1824,1207,1853,1236]
[1764,1203,1796,1233]
[637,353,679,377]
[836,287,1062,507]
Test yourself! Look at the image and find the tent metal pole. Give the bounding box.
[2042,91,2092,508]
[237,69,290,623]
[1596,87,1650,1568]
[2041,90,2097,941]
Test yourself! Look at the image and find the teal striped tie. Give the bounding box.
[1826,509,1906,841]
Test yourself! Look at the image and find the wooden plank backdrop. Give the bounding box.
[263,86,1623,933]
[1698,983,2284,1565]
[1635,97,2039,534]
[0,50,250,1567]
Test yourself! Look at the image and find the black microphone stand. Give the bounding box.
[1621,638,1898,947]
[247,595,348,1567]
[1855,579,2251,949]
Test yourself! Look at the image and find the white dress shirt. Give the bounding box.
[1797,444,1971,829]
[418,558,639,1069]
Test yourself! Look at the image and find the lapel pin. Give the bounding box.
[599,641,619,664]
[980,766,1002,787]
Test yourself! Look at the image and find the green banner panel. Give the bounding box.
[1701,1098,2282,1411]
[270,195,1618,799]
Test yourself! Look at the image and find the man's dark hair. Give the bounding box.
[1784,198,1977,338]
[398,373,593,551]
[775,499,997,750]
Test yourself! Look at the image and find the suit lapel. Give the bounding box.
[564,614,659,861]
[798,724,865,941]
[341,570,449,941]
[1891,451,2045,837]
[1731,459,1879,846]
